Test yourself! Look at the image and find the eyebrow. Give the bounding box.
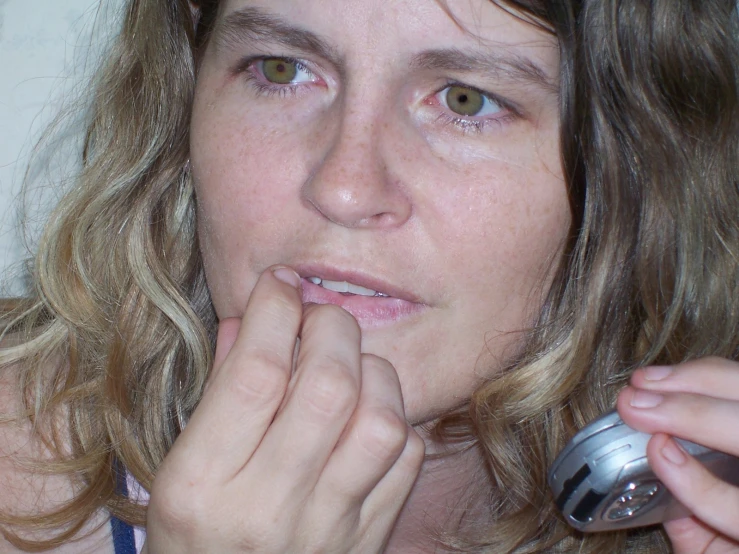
[410,49,558,93]
[213,7,343,69]
[213,6,558,93]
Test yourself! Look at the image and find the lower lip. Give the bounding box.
[301,279,425,328]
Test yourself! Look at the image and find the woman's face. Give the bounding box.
[190,0,569,425]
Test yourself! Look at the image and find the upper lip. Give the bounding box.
[293,263,425,304]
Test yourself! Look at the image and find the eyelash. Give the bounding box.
[436,113,512,134]
[237,57,519,134]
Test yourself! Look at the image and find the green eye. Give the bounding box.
[262,58,298,84]
[445,86,485,116]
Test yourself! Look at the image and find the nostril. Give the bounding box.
[357,211,401,227]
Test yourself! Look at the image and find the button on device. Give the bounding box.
[605,482,661,521]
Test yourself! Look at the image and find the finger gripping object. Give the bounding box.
[548,410,739,532]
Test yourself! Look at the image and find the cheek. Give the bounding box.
[193,114,284,216]
[190,92,298,312]
[421,134,569,292]
[190,65,321,219]
[190,85,310,244]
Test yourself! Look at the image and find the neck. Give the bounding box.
[384,438,494,553]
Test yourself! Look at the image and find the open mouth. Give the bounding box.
[298,269,424,327]
[306,277,391,298]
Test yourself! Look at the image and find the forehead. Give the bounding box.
[214,0,559,85]
[215,0,553,45]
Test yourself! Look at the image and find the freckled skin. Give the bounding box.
[190,0,570,425]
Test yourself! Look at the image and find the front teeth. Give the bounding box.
[307,277,389,297]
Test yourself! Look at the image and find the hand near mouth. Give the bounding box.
[143,266,425,553]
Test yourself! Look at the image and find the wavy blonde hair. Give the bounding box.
[1,0,738,552]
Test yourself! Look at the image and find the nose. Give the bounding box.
[300,100,412,229]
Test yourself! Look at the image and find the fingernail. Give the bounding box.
[272,267,301,289]
[643,365,673,381]
[661,438,687,465]
[630,389,664,408]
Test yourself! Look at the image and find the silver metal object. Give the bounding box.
[548,410,739,532]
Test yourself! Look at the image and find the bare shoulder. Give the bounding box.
[0,356,114,554]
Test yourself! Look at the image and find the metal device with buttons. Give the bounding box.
[548,410,739,532]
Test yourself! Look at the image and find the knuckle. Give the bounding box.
[361,353,401,386]
[300,361,359,416]
[150,476,210,534]
[361,353,396,374]
[232,358,289,403]
[237,514,283,551]
[357,407,409,461]
[692,471,731,517]
[680,395,704,423]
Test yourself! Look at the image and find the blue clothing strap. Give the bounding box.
[111,516,136,554]
[110,460,137,554]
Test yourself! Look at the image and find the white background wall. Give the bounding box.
[0,0,120,295]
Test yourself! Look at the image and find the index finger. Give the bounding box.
[168,266,304,481]
[630,358,739,402]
